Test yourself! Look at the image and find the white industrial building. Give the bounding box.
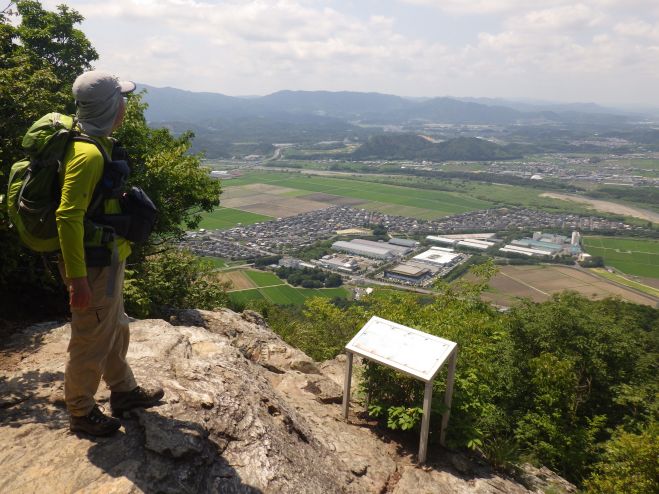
[438,233,496,240]
[413,247,461,267]
[332,240,396,259]
[427,235,496,250]
[315,255,359,273]
[384,263,432,284]
[351,239,412,255]
[426,235,458,246]
[457,239,495,250]
[389,238,420,248]
[499,245,553,257]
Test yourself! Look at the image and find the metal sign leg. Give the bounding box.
[440,348,457,446]
[342,351,354,420]
[418,380,433,464]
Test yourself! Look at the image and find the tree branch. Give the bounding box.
[1,2,14,15]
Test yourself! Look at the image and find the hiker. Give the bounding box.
[58,71,163,436]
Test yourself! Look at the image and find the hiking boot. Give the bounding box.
[70,405,121,436]
[111,385,164,416]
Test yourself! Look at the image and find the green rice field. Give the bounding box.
[228,284,349,306]
[244,270,284,287]
[583,236,659,278]
[199,207,273,230]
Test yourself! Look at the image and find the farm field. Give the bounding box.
[244,270,284,287]
[224,268,350,306]
[198,207,273,230]
[582,236,659,278]
[218,171,606,223]
[223,172,494,218]
[590,268,659,298]
[480,265,658,307]
[215,270,257,290]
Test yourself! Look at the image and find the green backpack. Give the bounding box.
[5,112,108,252]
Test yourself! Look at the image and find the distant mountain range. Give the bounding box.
[137,85,632,126]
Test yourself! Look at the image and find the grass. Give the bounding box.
[227,268,350,306]
[590,268,659,298]
[244,270,284,287]
[229,283,349,306]
[199,256,229,268]
[228,289,265,305]
[583,236,659,278]
[199,207,273,230]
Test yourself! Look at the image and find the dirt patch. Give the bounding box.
[216,271,256,291]
[540,193,659,223]
[235,198,329,218]
[486,265,658,307]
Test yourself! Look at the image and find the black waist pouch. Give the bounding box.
[91,187,157,244]
[119,186,157,243]
[85,246,111,267]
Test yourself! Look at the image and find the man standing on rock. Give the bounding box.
[58,71,163,436]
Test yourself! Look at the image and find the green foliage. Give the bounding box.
[583,422,659,494]
[0,1,96,314]
[386,406,423,431]
[578,255,604,268]
[123,249,230,318]
[276,266,343,288]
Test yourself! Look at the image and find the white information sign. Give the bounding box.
[345,316,457,382]
[342,316,458,464]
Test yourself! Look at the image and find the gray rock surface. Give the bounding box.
[0,308,576,493]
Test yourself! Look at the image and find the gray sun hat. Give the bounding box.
[72,71,136,136]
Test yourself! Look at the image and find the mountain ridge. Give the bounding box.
[137,84,632,126]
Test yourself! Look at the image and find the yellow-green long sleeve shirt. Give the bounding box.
[56,137,131,279]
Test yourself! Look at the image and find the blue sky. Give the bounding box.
[39,0,659,106]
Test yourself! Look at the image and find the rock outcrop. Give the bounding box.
[0,309,576,493]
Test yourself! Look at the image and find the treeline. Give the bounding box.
[587,185,658,209]
[351,134,523,161]
[314,162,583,193]
[276,267,342,288]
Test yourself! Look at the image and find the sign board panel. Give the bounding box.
[345,316,457,382]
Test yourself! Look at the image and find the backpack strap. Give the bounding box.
[71,135,112,218]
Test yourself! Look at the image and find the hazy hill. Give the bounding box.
[258,90,412,118]
[352,134,521,161]
[138,85,630,126]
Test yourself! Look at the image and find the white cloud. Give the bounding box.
[35,0,659,104]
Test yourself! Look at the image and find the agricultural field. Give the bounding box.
[480,265,658,307]
[223,268,350,306]
[215,171,606,225]
[590,268,659,298]
[583,236,659,278]
[244,270,284,287]
[220,171,491,220]
[198,206,273,230]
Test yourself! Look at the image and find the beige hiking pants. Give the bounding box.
[59,260,137,416]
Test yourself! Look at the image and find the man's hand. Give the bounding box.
[69,276,92,310]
